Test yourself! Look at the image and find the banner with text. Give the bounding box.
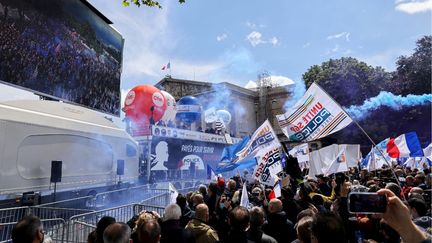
[253,145,283,186]
[276,83,352,142]
[234,120,281,163]
[150,137,226,172]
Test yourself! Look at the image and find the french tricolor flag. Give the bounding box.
[268,182,281,200]
[387,132,424,158]
[207,164,217,181]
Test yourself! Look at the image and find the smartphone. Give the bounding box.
[348,192,387,214]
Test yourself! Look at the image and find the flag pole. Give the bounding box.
[313,82,402,189]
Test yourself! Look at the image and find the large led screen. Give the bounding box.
[0,0,123,116]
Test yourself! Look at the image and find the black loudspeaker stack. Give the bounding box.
[50,161,62,183]
[117,160,125,176]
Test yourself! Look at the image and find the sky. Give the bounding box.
[0,0,431,121]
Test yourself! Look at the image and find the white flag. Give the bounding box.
[308,144,351,177]
[288,143,309,163]
[235,120,280,163]
[240,182,249,208]
[366,146,386,172]
[276,83,352,142]
[344,144,361,168]
[253,145,282,186]
[169,183,178,204]
[323,145,349,176]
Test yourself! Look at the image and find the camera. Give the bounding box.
[348,192,387,214]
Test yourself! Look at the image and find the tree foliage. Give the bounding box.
[122,0,185,8]
[389,35,432,96]
[301,36,431,151]
[302,57,391,107]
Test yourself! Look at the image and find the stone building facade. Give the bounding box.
[155,76,294,142]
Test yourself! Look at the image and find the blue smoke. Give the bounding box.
[201,84,247,118]
[345,92,432,120]
[282,81,306,111]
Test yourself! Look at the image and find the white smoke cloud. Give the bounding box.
[246,31,264,46]
[327,32,350,41]
[244,75,295,90]
[217,33,228,42]
[395,0,432,14]
[246,31,280,47]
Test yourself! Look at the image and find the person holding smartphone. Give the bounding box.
[376,189,429,243]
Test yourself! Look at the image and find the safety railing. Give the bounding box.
[93,186,168,209]
[140,192,170,207]
[0,205,93,242]
[0,184,203,242]
[36,195,95,209]
[178,186,199,195]
[0,206,28,224]
[28,207,94,221]
[0,218,65,243]
[67,203,165,243]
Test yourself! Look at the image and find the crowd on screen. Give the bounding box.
[12,163,432,243]
[0,3,120,115]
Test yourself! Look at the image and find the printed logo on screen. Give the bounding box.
[152,92,164,107]
[125,91,135,106]
[181,155,204,170]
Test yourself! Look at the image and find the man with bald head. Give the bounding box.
[262,199,296,242]
[103,222,131,243]
[185,203,219,243]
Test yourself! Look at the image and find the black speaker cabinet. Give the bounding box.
[117,160,125,175]
[50,161,62,183]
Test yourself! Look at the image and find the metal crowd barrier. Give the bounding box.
[32,186,169,211]
[178,186,199,195]
[67,203,165,243]
[140,192,170,207]
[93,186,168,209]
[36,195,95,209]
[138,186,201,208]
[28,207,94,221]
[0,206,92,243]
[0,218,65,243]
[0,206,28,224]
[0,184,203,242]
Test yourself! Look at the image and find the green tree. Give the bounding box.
[388,35,432,96]
[122,0,185,8]
[302,57,391,107]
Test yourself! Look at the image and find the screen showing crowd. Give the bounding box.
[0,0,123,116]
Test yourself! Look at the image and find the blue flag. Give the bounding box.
[216,136,256,173]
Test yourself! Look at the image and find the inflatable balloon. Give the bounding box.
[160,91,177,123]
[216,109,232,125]
[123,85,166,136]
[204,107,218,123]
[176,96,201,123]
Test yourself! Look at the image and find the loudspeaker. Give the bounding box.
[117,160,125,175]
[50,161,62,183]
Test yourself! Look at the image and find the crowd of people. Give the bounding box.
[0,1,121,115]
[11,163,432,243]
